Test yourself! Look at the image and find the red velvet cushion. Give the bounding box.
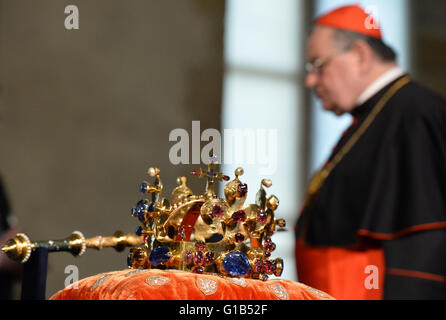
[50,269,334,300]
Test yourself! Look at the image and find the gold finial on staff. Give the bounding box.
[1,231,144,263]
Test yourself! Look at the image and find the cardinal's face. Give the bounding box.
[305,27,363,115]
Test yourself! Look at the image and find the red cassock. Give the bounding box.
[295,239,384,300]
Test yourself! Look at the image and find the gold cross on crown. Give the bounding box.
[190,155,230,198]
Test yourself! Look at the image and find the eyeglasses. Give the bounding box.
[305,52,342,76]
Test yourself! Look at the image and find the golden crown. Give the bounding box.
[1,159,286,281]
[129,159,286,280]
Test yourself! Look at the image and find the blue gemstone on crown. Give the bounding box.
[137,211,146,223]
[222,251,250,276]
[127,252,133,267]
[149,247,170,266]
[140,182,147,194]
[135,226,143,236]
[147,202,154,213]
[136,200,146,213]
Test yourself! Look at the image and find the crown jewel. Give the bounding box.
[1,159,286,281]
[128,159,286,280]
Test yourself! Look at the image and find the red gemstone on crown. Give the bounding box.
[257,209,267,224]
[232,210,246,223]
[194,251,204,265]
[223,175,230,181]
[235,233,245,243]
[191,169,202,177]
[184,251,193,265]
[177,226,186,240]
[192,266,204,274]
[254,259,263,273]
[264,241,276,252]
[264,260,275,274]
[237,183,248,197]
[133,250,143,260]
[195,241,206,251]
[204,252,215,264]
[211,204,224,217]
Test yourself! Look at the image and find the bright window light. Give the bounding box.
[223,0,305,281]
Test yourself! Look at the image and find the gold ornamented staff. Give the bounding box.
[1,231,144,263]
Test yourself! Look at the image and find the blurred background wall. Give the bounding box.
[411,0,446,98]
[0,0,445,299]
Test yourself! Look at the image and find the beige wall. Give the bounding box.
[0,0,224,298]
